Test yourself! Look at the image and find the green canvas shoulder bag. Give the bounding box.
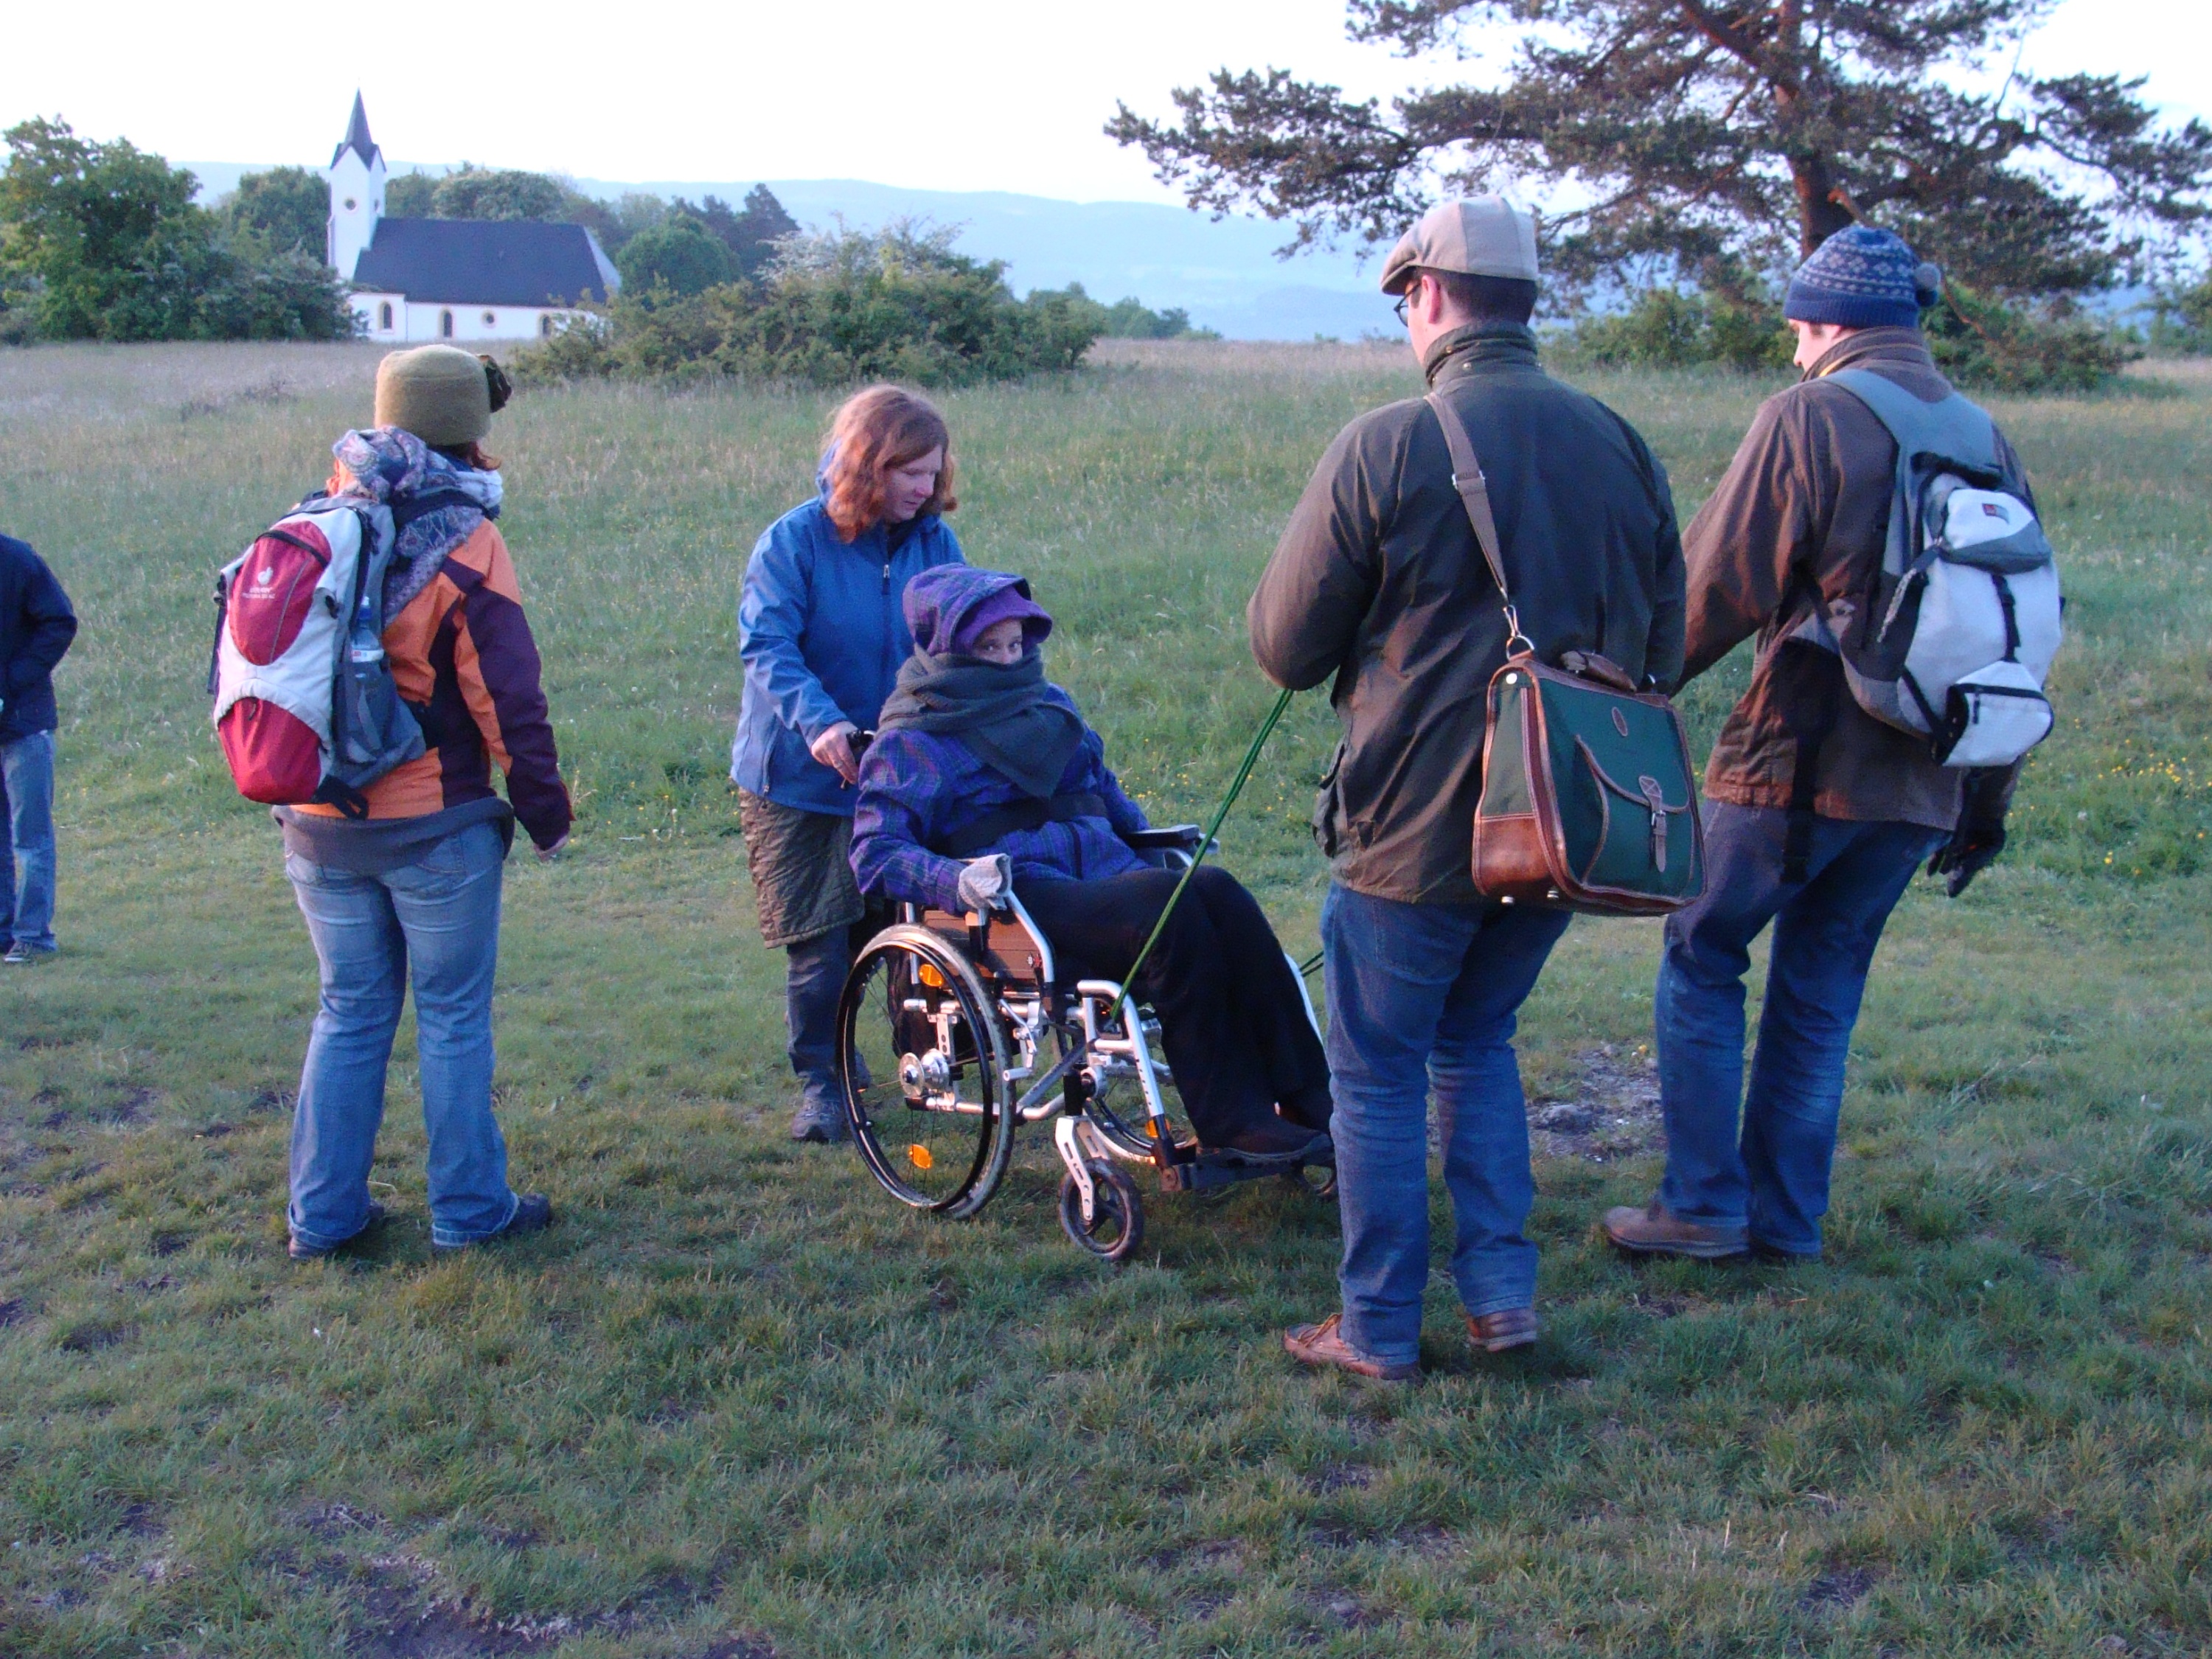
[1426,390,1705,917]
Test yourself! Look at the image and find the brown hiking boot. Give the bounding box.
[1283,1313,1418,1382]
[1466,1306,1540,1353]
[1601,1201,1748,1260]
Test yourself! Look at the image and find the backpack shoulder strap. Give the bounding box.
[1822,367,1998,473]
[1424,389,1534,655]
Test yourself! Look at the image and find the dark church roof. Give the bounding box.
[349,219,619,307]
[331,92,380,170]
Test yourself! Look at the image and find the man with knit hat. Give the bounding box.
[1251,197,1686,1380]
[1600,224,2031,1264]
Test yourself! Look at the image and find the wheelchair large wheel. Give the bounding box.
[1082,1008,1200,1163]
[838,925,1015,1219]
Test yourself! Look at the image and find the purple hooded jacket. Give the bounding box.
[849,567,1151,911]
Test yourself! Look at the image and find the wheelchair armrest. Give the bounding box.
[1123,824,1207,852]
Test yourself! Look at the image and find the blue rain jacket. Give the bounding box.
[731,495,965,817]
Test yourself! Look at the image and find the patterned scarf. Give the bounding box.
[330,427,504,616]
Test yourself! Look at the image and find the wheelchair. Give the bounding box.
[833,826,1334,1262]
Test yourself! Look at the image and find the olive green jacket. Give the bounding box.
[1249,322,1686,904]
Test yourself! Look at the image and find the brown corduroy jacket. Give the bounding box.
[1683,327,2032,831]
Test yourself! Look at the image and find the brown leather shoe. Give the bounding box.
[1466,1306,1539,1353]
[1601,1201,1748,1260]
[1283,1313,1418,1382]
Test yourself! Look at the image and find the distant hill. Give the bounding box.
[184,163,1394,342]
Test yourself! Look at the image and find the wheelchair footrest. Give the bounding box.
[1160,1139,1334,1194]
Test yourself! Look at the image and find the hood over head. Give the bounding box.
[902,566,1054,658]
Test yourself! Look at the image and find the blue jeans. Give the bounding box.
[285,822,519,1250]
[1655,804,1947,1256]
[1321,882,1573,1366]
[0,730,58,953]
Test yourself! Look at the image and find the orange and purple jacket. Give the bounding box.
[288,519,570,850]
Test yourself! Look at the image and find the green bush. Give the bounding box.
[1559,287,1794,372]
[615,218,734,299]
[2140,272,2212,356]
[219,166,328,257]
[0,117,351,342]
[1924,285,2138,392]
[1028,282,1212,340]
[514,223,1102,388]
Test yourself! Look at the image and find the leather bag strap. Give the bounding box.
[1425,390,1534,654]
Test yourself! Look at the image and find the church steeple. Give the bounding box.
[333,91,381,170]
[326,93,388,278]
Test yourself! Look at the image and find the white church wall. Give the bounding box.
[402,302,574,342]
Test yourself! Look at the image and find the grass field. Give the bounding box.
[0,338,2207,1658]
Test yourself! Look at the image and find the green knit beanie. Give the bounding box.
[374,346,499,447]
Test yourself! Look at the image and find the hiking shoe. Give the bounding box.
[1283,1313,1418,1382]
[1467,1306,1540,1354]
[1600,1201,1749,1260]
[433,1192,552,1252]
[289,1202,389,1261]
[3,942,53,965]
[789,1094,849,1143]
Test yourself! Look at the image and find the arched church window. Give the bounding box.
[439,310,453,338]
[540,315,554,337]
[378,302,393,330]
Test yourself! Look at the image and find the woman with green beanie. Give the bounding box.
[279,344,571,1259]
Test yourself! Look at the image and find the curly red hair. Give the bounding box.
[821,386,956,542]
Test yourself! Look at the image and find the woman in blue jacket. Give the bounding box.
[731,386,966,1142]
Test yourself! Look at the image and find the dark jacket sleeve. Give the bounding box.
[1248,419,1388,691]
[453,534,571,850]
[5,549,77,695]
[1678,393,1829,685]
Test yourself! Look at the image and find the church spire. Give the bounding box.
[333,92,380,169]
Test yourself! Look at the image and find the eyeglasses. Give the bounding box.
[1391,272,1429,327]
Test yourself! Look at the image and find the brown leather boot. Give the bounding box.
[1283,1313,1418,1382]
[1600,1201,1748,1260]
[1466,1306,1539,1353]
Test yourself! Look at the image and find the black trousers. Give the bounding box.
[1017,866,1331,1147]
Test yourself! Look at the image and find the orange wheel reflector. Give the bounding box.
[917,964,946,988]
[907,1144,934,1170]
[1145,1120,1160,1138]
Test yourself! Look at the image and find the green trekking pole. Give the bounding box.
[1105,685,1297,1030]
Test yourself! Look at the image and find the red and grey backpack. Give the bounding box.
[208,500,424,816]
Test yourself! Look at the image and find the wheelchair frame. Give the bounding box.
[832,829,1332,1261]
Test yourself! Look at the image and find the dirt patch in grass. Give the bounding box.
[1527,1043,1664,1161]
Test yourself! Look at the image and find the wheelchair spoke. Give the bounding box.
[838,929,1015,1217]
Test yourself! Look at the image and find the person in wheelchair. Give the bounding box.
[850,565,1332,1162]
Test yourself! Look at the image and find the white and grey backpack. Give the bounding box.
[1786,367,2061,768]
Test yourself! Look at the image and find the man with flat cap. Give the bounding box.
[1251,197,1685,1380]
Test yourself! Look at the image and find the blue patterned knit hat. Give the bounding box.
[1784,226,1938,328]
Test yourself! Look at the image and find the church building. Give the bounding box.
[326,95,619,343]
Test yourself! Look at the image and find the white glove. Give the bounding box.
[956,854,1012,914]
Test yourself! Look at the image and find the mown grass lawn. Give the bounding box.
[0,339,2206,1658]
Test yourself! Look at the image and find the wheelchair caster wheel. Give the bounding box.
[1058,1158,1144,1262]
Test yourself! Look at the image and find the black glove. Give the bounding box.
[1927,771,2009,897]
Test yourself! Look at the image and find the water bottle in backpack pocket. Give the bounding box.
[208,499,425,816]
[1790,367,2062,769]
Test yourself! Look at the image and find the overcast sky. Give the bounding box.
[4,0,2205,205]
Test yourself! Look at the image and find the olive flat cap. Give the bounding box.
[1379,197,1540,295]
[374,345,495,447]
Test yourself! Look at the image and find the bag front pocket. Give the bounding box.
[1572,738,1700,897]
